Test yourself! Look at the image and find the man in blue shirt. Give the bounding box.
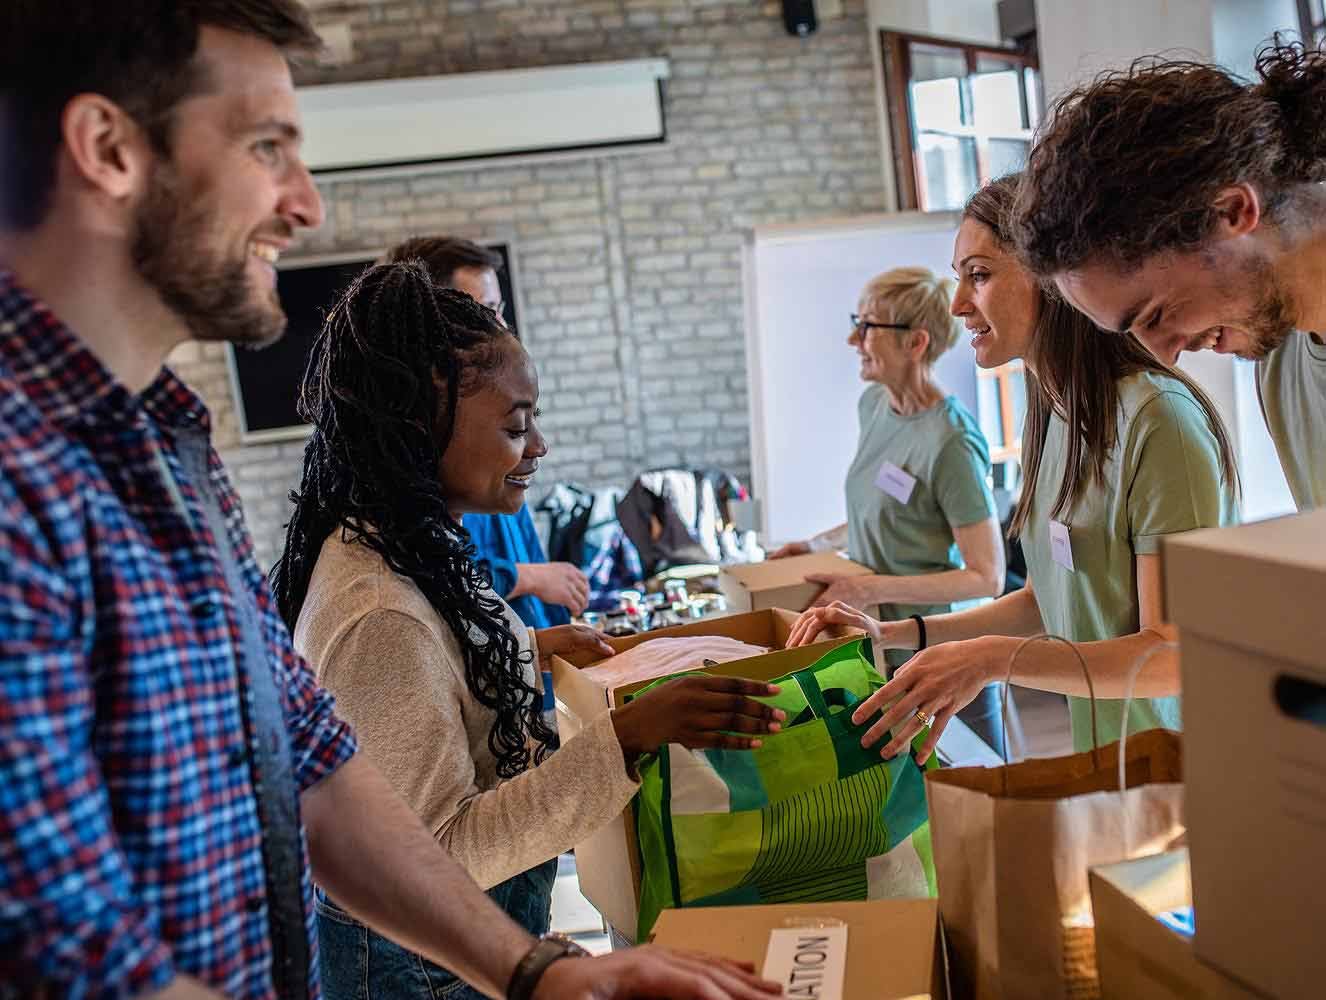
[385,237,588,628]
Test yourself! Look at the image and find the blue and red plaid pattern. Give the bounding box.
[0,273,358,999]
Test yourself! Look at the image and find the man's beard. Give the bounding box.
[131,163,287,348]
[1238,268,1296,360]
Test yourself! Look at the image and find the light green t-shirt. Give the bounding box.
[1257,330,1326,511]
[1021,372,1238,752]
[844,386,997,637]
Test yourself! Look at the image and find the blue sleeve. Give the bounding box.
[514,505,548,563]
[462,513,518,598]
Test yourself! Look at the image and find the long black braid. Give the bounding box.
[272,260,556,779]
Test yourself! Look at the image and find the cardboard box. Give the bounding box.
[1164,509,1326,999]
[551,609,860,941]
[649,899,948,1000]
[1090,850,1266,999]
[719,551,874,613]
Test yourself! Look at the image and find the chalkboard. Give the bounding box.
[226,243,519,442]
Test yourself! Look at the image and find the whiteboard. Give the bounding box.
[742,211,974,545]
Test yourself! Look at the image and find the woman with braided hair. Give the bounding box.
[272,261,785,1000]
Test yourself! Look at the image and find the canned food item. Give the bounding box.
[663,579,690,606]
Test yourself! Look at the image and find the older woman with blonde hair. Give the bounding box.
[772,266,1007,752]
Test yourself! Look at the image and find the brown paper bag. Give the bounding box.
[925,636,1185,1000]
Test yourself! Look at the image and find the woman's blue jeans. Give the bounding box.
[316,856,558,999]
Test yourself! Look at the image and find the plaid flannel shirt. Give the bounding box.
[0,272,358,998]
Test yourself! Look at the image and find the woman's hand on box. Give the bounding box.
[785,601,882,648]
[806,572,879,609]
[611,676,786,758]
[851,636,1007,764]
[535,624,614,663]
[767,540,810,560]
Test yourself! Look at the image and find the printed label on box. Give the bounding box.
[762,925,848,1000]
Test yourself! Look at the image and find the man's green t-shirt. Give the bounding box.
[1021,372,1238,751]
[844,385,997,635]
[1257,331,1326,511]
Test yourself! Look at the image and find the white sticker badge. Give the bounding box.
[1049,519,1076,573]
[762,925,848,1000]
[875,461,917,504]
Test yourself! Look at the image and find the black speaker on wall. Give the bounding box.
[782,0,817,37]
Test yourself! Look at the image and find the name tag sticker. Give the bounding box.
[762,925,848,1000]
[875,461,917,504]
[1049,519,1075,573]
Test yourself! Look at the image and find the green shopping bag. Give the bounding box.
[633,638,937,939]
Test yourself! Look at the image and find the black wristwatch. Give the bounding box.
[507,933,590,1000]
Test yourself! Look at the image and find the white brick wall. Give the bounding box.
[169,0,888,569]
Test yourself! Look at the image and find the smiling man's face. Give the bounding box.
[1054,242,1295,365]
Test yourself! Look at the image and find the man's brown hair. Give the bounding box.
[1013,39,1326,276]
[0,1,320,231]
[385,237,503,288]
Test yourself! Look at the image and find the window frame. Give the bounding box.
[880,29,1041,212]
[977,359,1026,465]
[1298,0,1325,43]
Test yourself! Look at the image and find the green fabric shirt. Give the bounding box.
[1021,372,1238,752]
[1257,330,1326,511]
[844,385,997,641]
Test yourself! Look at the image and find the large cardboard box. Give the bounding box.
[551,609,860,940]
[1164,510,1326,999]
[649,899,949,1000]
[1090,850,1265,999]
[718,551,873,614]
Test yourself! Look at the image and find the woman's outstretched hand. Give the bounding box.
[535,624,615,662]
[612,675,787,758]
[849,636,1006,764]
[786,601,882,648]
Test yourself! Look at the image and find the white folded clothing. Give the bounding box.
[580,635,769,688]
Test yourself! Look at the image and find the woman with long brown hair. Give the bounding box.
[789,174,1239,759]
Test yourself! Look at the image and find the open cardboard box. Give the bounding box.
[1164,510,1326,998]
[1090,850,1264,999]
[649,898,949,1000]
[551,608,861,940]
[719,551,873,614]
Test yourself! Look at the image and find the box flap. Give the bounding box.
[722,552,872,591]
[1163,510,1326,673]
[650,899,945,1000]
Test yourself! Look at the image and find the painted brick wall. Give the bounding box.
[168,0,888,569]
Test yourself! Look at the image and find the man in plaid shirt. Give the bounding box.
[0,4,781,1000]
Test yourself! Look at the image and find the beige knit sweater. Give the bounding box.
[294,530,639,890]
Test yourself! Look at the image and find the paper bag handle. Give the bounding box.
[1116,631,1179,791]
[1114,631,1180,858]
[999,634,1098,787]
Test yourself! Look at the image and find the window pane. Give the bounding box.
[909,42,969,84]
[1009,366,1028,437]
[916,132,979,211]
[987,137,1030,178]
[977,375,1005,450]
[911,77,965,132]
[1025,67,1042,129]
[971,68,1026,134]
